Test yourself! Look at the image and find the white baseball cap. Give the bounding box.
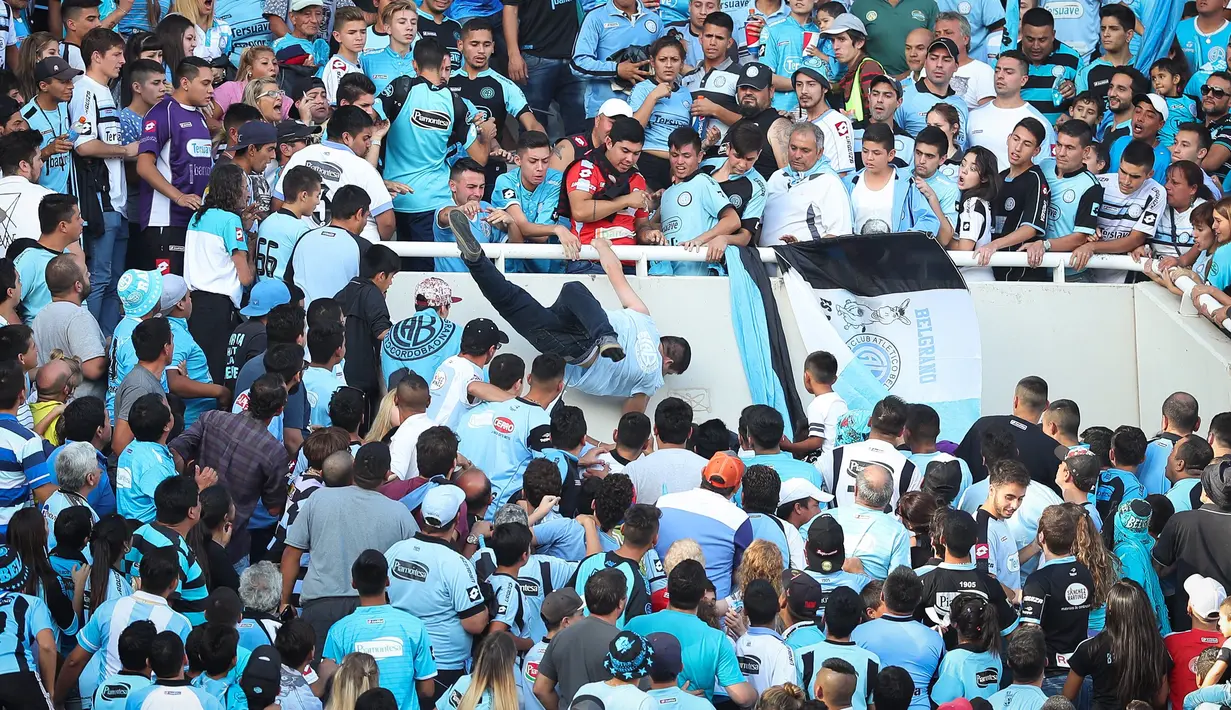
[598,98,634,118]
[421,484,466,528]
[290,0,324,11]
[1132,92,1170,122]
[1184,574,1227,620]
[778,477,834,506]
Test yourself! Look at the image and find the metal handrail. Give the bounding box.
[381,242,1149,282]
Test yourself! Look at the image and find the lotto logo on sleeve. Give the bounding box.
[974,543,990,559]
[144,120,156,133]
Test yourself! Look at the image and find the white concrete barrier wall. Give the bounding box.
[386,272,1231,440]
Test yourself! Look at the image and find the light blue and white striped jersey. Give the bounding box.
[0,413,52,535]
[126,679,225,710]
[0,592,52,675]
[852,615,944,710]
[323,604,438,710]
[92,670,153,710]
[77,591,191,688]
[115,441,176,524]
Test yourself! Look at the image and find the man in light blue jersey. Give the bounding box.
[1109,93,1172,183]
[124,632,224,710]
[1138,392,1200,496]
[644,632,712,710]
[816,464,912,581]
[910,126,961,227]
[458,353,562,517]
[323,549,437,710]
[55,548,192,706]
[851,567,943,710]
[796,586,879,708]
[90,620,155,710]
[491,131,574,274]
[382,280,462,392]
[803,516,872,613]
[905,404,972,506]
[896,38,970,149]
[986,626,1049,710]
[649,128,742,276]
[160,275,230,426]
[741,465,808,568]
[1163,434,1212,514]
[254,165,318,283]
[738,404,823,489]
[381,38,494,272]
[626,560,757,705]
[116,394,177,524]
[20,58,77,195]
[383,485,488,700]
[10,195,83,323]
[432,158,518,272]
[569,0,664,118]
[1029,119,1103,279]
[301,323,343,428]
[779,568,824,650]
[1176,0,1231,99]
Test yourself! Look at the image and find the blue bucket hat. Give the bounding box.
[0,544,28,592]
[604,631,654,681]
[117,269,163,317]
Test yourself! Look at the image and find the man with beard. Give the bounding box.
[648,128,742,276]
[852,75,915,170]
[713,62,790,180]
[1097,66,1147,145]
[1200,71,1231,185]
[794,66,854,176]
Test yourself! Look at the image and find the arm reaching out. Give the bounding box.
[593,238,649,315]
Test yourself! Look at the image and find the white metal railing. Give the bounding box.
[1144,259,1231,331]
[382,242,1148,283]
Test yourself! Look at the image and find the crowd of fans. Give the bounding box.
[0,0,1226,709]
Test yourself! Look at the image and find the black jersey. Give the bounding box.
[914,561,1018,644]
[1019,555,1095,675]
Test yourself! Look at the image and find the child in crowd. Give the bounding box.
[1063,93,1100,131]
[783,349,847,459]
[319,6,366,104]
[1150,57,1197,148]
[92,620,156,710]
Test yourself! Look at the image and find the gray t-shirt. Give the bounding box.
[285,485,419,601]
[115,365,165,422]
[32,300,107,400]
[538,616,619,706]
[620,448,708,505]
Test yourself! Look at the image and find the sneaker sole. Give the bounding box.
[448,209,483,262]
[599,344,625,362]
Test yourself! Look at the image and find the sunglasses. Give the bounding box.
[1202,85,1229,99]
[336,385,367,403]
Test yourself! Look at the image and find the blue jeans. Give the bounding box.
[1041,672,1090,710]
[467,252,615,362]
[86,211,127,336]
[522,54,587,138]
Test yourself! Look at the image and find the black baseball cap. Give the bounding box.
[868,74,902,98]
[35,57,81,83]
[277,119,322,144]
[0,96,21,125]
[291,76,327,102]
[927,37,960,61]
[737,63,772,91]
[806,515,846,574]
[461,318,509,351]
[239,645,282,708]
[782,568,823,619]
[228,121,278,152]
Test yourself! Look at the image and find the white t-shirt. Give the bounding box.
[957,196,994,282]
[0,176,52,249]
[952,59,995,109]
[1153,199,1203,259]
[967,101,1057,170]
[809,109,856,175]
[735,628,796,695]
[805,390,848,459]
[389,412,434,480]
[427,355,483,432]
[273,140,392,243]
[571,682,654,710]
[851,174,895,235]
[818,439,921,509]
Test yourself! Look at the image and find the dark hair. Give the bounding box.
[585,568,628,616]
[1103,581,1171,709]
[0,356,26,407]
[981,424,1018,466]
[132,317,172,362]
[1146,493,1174,537]
[1057,117,1093,147]
[0,259,15,303]
[487,353,525,391]
[306,298,342,330]
[744,579,779,625]
[1176,434,1214,472]
[661,335,691,374]
[262,343,303,385]
[275,618,315,669]
[1045,399,1081,439]
[195,162,248,221]
[667,127,701,153]
[595,474,635,530]
[361,243,400,279]
[649,33,686,62]
[326,105,374,142]
[1162,392,1200,432]
[355,688,398,710]
[450,157,485,181]
[51,505,92,552]
[223,103,263,134]
[156,14,195,74]
[303,427,350,471]
[516,130,551,153]
[621,503,661,547]
[742,465,780,515]
[1021,7,1055,27]
[882,566,922,614]
[666,559,707,610]
[1038,505,1076,554]
[331,184,371,222]
[307,323,344,365]
[57,395,105,445]
[689,418,733,460]
[607,116,645,146]
[82,27,124,68]
[117,620,157,672]
[1098,2,1134,30]
[1112,425,1148,467]
[988,458,1031,489]
[870,396,908,436]
[351,549,389,596]
[951,592,1000,654]
[905,404,940,443]
[651,397,692,445]
[1120,139,1156,170]
[550,405,587,451]
[860,122,895,153]
[522,458,562,507]
[412,37,448,70]
[266,304,306,345]
[149,631,186,679]
[1004,624,1046,682]
[702,10,734,32]
[804,350,837,385]
[0,130,42,176]
[940,509,977,554]
[353,442,392,489]
[823,585,865,638]
[529,353,565,385]
[337,72,377,105]
[459,16,493,39]
[197,622,240,676]
[416,426,459,479]
[88,514,131,611]
[1149,55,1186,78]
[739,404,783,450]
[727,121,765,157]
[138,547,181,596]
[154,474,199,525]
[1081,426,1114,467]
[281,165,322,204]
[128,393,170,442]
[38,194,78,235]
[874,666,916,710]
[914,125,949,156]
[1014,117,1046,148]
[614,411,651,451]
[172,55,211,89]
[491,522,532,567]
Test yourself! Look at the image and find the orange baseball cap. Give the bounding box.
[704,452,745,489]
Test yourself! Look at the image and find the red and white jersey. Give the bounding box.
[564,158,649,246]
[808,108,856,175]
[319,54,363,105]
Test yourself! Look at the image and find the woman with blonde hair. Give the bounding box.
[438,632,519,710]
[15,33,59,103]
[324,652,379,710]
[169,0,232,63]
[756,683,806,710]
[214,46,289,118]
[243,77,286,123]
[363,390,400,444]
[723,539,785,637]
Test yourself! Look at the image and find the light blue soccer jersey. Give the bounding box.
[491,167,565,274]
[255,210,309,283]
[168,317,215,426]
[908,451,973,503]
[936,0,1003,62]
[1138,434,1177,496]
[488,572,531,641]
[21,98,73,193]
[852,615,944,710]
[532,512,588,561]
[1040,0,1099,56]
[647,685,713,710]
[323,604,438,710]
[13,244,60,321]
[1166,477,1202,513]
[1042,162,1102,240]
[78,591,192,686]
[0,592,51,675]
[115,441,176,524]
[382,77,476,214]
[626,609,744,699]
[381,310,462,388]
[571,2,665,117]
[932,646,1003,703]
[214,0,271,66]
[301,366,341,428]
[432,202,507,272]
[629,80,693,151]
[794,638,880,709]
[744,451,825,491]
[782,620,825,651]
[651,171,732,277]
[384,535,486,671]
[814,508,912,581]
[564,308,663,398]
[361,45,416,96]
[987,683,1048,710]
[759,16,826,111]
[93,671,153,710]
[457,397,551,516]
[1176,18,1231,86]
